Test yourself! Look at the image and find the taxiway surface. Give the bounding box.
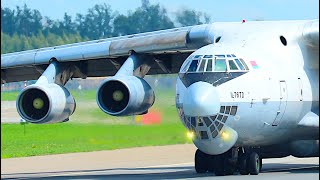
[1,144,319,179]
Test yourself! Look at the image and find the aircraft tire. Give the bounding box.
[207,155,216,173]
[259,158,262,171]
[214,155,225,176]
[195,149,208,173]
[238,154,249,175]
[224,162,235,175]
[248,152,260,175]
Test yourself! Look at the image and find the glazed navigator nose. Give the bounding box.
[183,81,220,116]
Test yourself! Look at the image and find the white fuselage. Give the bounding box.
[176,20,319,155]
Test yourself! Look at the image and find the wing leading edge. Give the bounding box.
[1,24,215,83]
[1,24,215,69]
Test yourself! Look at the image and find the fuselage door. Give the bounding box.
[272,80,287,126]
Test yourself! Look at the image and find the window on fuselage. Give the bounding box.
[188,59,200,72]
[214,59,227,71]
[206,59,213,71]
[204,55,213,58]
[198,59,206,72]
[228,60,239,70]
[234,59,245,70]
[240,58,249,70]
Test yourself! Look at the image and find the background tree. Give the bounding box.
[175,8,211,27]
[14,4,43,36]
[1,1,213,53]
[1,7,16,36]
[76,3,114,39]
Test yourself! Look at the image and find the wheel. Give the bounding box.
[248,152,260,175]
[225,165,235,175]
[224,159,235,175]
[207,155,216,173]
[238,154,249,175]
[214,155,225,176]
[259,158,262,172]
[195,149,208,173]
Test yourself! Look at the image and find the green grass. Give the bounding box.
[1,91,19,101]
[1,123,191,158]
[1,88,192,159]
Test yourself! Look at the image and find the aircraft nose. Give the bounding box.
[183,81,220,116]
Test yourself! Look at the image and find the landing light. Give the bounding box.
[187,131,195,139]
[221,130,231,142]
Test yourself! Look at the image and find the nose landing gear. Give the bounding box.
[194,148,262,176]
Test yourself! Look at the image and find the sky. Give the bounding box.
[1,0,319,22]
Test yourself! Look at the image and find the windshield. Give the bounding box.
[181,54,249,73]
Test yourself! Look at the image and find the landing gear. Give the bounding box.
[195,149,209,173]
[238,150,261,175]
[194,148,261,176]
[194,149,236,176]
[238,153,249,175]
[247,152,260,175]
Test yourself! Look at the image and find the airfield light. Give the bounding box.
[187,131,195,140]
[33,98,44,109]
[112,90,124,101]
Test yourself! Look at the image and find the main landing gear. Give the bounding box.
[195,148,262,176]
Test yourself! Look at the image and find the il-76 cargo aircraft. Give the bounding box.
[1,19,319,176]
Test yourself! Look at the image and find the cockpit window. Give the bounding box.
[204,55,213,58]
[198,59,206,72]
[228,60,239,70]
[239,58,249,70]
[188,60,199,72]
[234,59,245,70]
[206,59,213,71]
[214,59,227,71]
[181,54,249,73]
[216,55,225,58]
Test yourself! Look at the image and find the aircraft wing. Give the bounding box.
[298,112,319,128]
[301,20,319,48]
[1,24,215,83]
[300,19,319,69]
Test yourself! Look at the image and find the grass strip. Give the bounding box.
[1,123,191,158]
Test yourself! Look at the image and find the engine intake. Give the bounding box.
[97,76,155,116]
[17,83,76,124]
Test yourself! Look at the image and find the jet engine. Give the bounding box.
[97,76,155,116]
[17,83,76,124]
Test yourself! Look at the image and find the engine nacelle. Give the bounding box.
[97,76,155,116]
[17,83,76,124]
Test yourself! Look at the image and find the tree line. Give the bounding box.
[1,0,211,54]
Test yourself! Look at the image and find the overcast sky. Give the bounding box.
[1,0,319,22]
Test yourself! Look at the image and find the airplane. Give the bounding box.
[1,19,319,176]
